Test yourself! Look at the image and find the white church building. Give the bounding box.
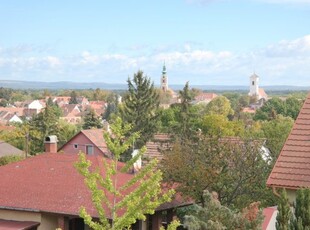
[248,73,268,101]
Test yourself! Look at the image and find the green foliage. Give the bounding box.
[200,114,245,137]
[120,70,160,149]
[276,189,292,230]
[31,105,60,138]
[102,93,119,121]
[261,115,294,164]
[0,99,8,107]
[205,96,234,118]
[254,97,303,121]
[291,189,310,229]
[0,155,24,166]
[183,191,263,230]
[177,82,195,139]
[75,116,175,230]
[161,134,273,209]
[57,119,80,149]
[0,122,42,155]
[82,108,103,130]
[69,90,78,104]
[276,188,310,230]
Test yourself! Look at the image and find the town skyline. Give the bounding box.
[1,0,309,86]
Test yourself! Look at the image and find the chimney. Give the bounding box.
[44,135,58,153]
[131,149,142,174]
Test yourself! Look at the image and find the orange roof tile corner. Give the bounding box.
[267,92,310,190]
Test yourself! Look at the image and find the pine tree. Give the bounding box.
[82,108,103,130]
[69,90,78,104]
[173,82,195,140]
[276,189,292,230]
[291,189,310,229]
[75,116,177,229]
[120,70,160,149]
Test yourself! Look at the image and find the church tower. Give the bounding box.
[249,73,259,97]
[160,63,168,92]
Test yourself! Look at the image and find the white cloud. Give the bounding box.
[45,56,61,68]
[1,36,310,85]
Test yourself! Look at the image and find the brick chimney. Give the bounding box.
[44,135,58,153]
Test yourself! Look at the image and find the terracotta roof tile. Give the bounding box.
[0,153,189,218]
[81,129,108,154]
[267,93,310,189]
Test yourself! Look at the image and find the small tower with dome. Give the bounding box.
[160,63,168,92]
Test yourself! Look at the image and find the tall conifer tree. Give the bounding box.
[120,70,160,149]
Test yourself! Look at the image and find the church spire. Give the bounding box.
[162,61,167,75]
[160,62,168,92]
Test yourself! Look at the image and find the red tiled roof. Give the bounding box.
[0,107,24,116]
[259,88,268,99]
[81,129,109,154]
[262,206,277,230]
[145,134,171,162]
[0,125,15,131]
[0,153,189,218]
[61,104,80,117]
[242,107,256,113]
[0,153,134,218]
[267,93,310,189]
[194,93,218,102]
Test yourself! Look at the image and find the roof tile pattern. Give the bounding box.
[267,93,310,189]
[81,129,109,154]
[0,153,133,218]
[0,153,189,218]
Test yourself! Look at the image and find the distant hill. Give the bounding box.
[0,80,309,91]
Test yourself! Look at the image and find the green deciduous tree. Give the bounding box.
[75,117,176,229]
[120,70,160,149]
[261,115,294,164]
[161,134,273,209]
[183,191,263,230]
[205,96,234,118]
[254,97,303,121]
[200,114,245,137]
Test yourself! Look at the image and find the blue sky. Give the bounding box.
[0,0,310,86]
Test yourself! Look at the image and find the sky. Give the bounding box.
[0,0,310,86]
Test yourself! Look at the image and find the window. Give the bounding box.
[74,144,78,149]
[86,145,94,155]
[252,81,255,86]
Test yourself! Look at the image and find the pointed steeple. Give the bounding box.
[160,62,168,92]
[162,61,167,75]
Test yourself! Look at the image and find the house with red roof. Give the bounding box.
[193,92,218,105]
[0,111,23,124]
[58,129,110,158]
[86,101,106,116]
[267,92,310,202]
[0,137,190,230]
[60,104,82,124]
